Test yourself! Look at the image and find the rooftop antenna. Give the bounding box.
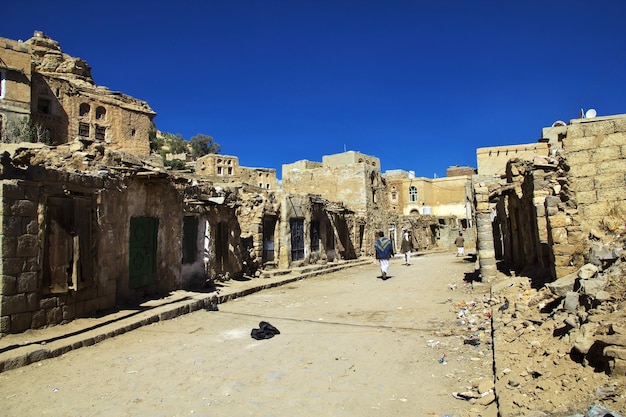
[585,108,597,118]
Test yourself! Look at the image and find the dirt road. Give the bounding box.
[0,252,497,417]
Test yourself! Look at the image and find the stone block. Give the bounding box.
[551,227,568,244]
[569,177,594,192]
[26,292,39,311]
[0,315,10,333]
[1,293,27,315]
[575,190,597,205]
[62,303,76,321]
[594,172,625,189]
[568,163,597,178]
[10,311,32,333]
[565,135,601,152]
[564,149,593,166]
[9,199,37,217]
[580,203,611,218]
[597,158,626,175]
[31,309,47,329]
[597,187,624,202]
[46,306,63,325]
[39,297,57,309]
[591,146,621,163]
[0,275,17,295]
[2,215,23,236]
[16,272,38,293]
[1,236,17,257]
[545,196,561,207]
[17,234,39,257]
[602,131,626,145]
[548,213,567,228]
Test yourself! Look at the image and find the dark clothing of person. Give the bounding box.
[454,235,465,248]
[401,237,412,253]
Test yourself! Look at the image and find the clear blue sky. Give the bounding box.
[4,0,626,178]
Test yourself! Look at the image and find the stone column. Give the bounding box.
[476,212,497,282]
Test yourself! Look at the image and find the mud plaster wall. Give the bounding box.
[99,177,183,302]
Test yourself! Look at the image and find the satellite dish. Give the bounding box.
[552,120,566,127]
[585,108,597,118]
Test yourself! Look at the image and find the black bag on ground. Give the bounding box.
[251,321,280,340]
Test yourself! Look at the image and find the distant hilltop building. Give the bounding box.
[0,31,155,155]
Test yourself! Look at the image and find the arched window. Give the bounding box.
[409,186,418,202]
[95,106,106,120]
[79,103,90,116]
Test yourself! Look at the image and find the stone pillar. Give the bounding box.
[476,212,497,282]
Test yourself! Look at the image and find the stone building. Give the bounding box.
[0,38,32,143]
[196,153,278,191]
[472,112,626,284]
[282,151,390,257]
[383,167,475,251]
[0,31,155,155]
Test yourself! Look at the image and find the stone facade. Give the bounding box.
[196,153,277,191]
[0,38,32,143]
[1,31,155,155]
[473,113,626,283]
[282,151,390,257]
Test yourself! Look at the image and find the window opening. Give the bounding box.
[409,186,418,202]
[79,103,90,116]
[79,122,90,137]
[95,125,106,140]
[95,106,106,120]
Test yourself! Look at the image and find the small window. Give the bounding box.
[391,191,397,201]
[259,183,263,188]
[409,186,418,202]
[228,167,233,175]
[131,128,136,136]
[79,122,90,137]
[95,106,106,120]
[38,98,51,114]
[79,103,90,116]
[95,125,106,140]
[217,166,222,175]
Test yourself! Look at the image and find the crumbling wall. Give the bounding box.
[562,115,626,238]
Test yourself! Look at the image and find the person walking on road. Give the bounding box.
[454,231,465,257]
[400,229,413,265]
[374,231,394,279]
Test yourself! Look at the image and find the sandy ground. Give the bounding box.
[0,252,497,417]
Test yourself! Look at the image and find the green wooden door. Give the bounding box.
[129,217,158,289]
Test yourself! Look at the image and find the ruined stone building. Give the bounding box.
[1,31,155,155]
[282,151,389,258]
[473,113,626,285]
[384,166,475,251]
[0,31,473,335]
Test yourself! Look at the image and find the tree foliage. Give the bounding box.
[190,134,221,158]
[8,117,52,144]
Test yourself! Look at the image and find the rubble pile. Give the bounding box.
[491,230,626,416]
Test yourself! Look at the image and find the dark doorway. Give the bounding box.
[290,218,305,261]
[129,217,158,289]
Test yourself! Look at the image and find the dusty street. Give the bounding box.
[0,252,497,417]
